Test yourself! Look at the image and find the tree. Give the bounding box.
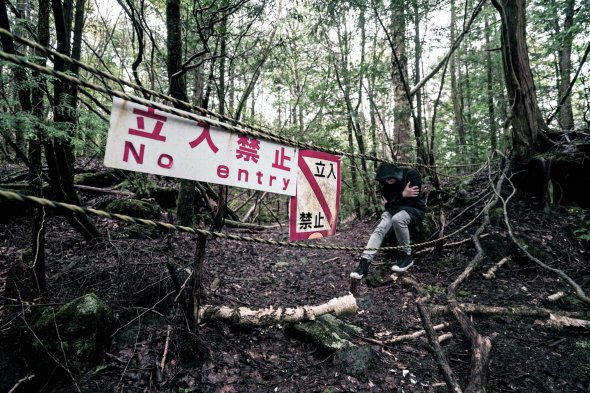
[491,0,553,163]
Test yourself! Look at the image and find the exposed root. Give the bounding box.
[500,176,590,304]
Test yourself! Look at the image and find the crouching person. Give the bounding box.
[350,162,426,279]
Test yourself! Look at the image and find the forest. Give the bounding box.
[0,0,589,392]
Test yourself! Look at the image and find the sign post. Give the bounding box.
[289,150,341,241]
[104,97,298,196]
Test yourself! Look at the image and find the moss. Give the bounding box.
[28,294,113,374]
[105,198,158,219]
[74,171,122,188]
[290,314,363,352]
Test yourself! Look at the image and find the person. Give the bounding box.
[350,162,426,279]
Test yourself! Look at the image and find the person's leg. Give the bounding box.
[351,211,393,279]
[391,210,411,255]
[390,211,414,272]
[361,211,394,261]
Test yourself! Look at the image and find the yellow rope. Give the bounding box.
[0,32,498,172]
[0,188,488,252]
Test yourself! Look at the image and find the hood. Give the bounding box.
[375,163,403,182]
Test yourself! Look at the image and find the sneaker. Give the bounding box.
[391,254,414,273]
[350,257,371,279]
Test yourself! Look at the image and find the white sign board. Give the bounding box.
[290,150,341,241]
[104,98,298,195]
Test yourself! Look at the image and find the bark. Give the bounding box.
[29,0,51,294]
[491,0,552,162]
[47,0,99,240]
[196,294,357,326]
[557,0,575,130]
[167,0,195,228]
[391,0,412,162]
[449,0,467,164]
[484,13,498,151]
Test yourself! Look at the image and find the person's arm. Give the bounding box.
[402,170,422,199]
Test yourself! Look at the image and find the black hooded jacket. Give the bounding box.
[375,163,426,225]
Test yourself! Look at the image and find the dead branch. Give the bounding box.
[501,177,590,304]
[160,325,172,371]
[438,333,454,344]
[366,323,448,345]
[547,314,590,330]
[195,294,357,326]
[482,257,510,279]
[7,374,35,393]
[546,292,566,302]
[430,303,587,319]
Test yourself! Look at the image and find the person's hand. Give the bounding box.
[381,196,387,207]
[402,182,419,198]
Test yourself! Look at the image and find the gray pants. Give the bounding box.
[361,210,411,261]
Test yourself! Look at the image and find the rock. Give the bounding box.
[289,314,363,352]
[27,293,113,374]
[105,198,159,219]
[333,345,378,377]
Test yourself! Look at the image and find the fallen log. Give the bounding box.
[431,303,588,319]
[195,294,357,326]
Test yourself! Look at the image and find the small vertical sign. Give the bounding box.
[290,150,341,241]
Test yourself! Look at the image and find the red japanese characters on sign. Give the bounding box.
[104,97,298,195]
[289,150,341,241]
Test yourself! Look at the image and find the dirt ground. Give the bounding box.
[1,163,589,392]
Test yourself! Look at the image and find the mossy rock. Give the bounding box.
[74,171,122,188]
[288,314,363,352]
[105,198,159,219]
[332,344,377,377]
[27,293,113,374]
[139,186,179,209]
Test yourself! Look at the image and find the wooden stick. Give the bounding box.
[8,374,35,393]
[546,291,565,302]
[160,325,172,371]
[482,256,510,279]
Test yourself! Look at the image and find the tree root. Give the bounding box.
[500,176,590,304]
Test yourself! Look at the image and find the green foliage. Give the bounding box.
[574,218,590,241]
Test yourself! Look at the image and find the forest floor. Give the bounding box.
[1,160,590,393]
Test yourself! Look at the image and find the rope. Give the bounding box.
[0,32,497,172]
[0,188,488,252]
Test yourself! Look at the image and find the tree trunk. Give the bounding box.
[485,13,498,151]
[391,0,411,162]
[557,0,575,130]
[167,0,195,228]
[449,0,467,166]
[47,0,99,240]
[28,0,52,295]
[491,0,551,162]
